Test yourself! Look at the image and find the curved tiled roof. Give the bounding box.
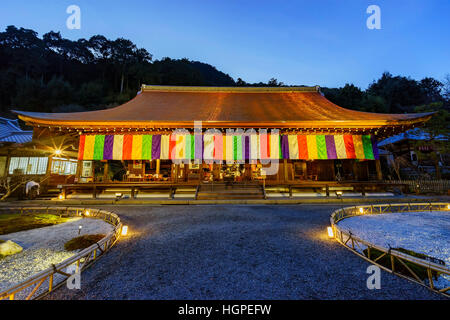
[13,86,434,129]
[0,117,32,144]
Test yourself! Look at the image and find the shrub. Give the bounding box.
[363,247,442,280]
[64,234,105,251]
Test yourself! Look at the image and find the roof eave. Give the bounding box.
[14,112,434,130]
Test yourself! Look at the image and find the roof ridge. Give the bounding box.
[141,84,320,93]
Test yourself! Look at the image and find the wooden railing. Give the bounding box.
[330,203,450,298]
[0,207,122,300]
[385,180,450,194]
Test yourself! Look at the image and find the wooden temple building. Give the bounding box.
[13,85,433,199]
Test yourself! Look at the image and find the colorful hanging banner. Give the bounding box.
[78,134,379,161]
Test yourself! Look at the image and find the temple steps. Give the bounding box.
[196,182,265,200]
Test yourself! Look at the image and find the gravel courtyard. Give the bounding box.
[45,204,443,300]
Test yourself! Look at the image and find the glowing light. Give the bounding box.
[78,225,82,235]
[447,204,450,210]
[55,149,62,155]
[121,225,128,236]
[85,210,90,216]
[327,226,334,238]
[359,207,364,214]
[58,194,64,200]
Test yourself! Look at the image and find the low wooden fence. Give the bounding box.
[385,180,450,194]
[330,202,450,298]
[0,207,122,300]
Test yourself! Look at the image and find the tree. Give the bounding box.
[0,25,239,115]
[368,72,426,113]
[413,103,449,179]
[443,74,450,102]
[267,78,284,86]
[419,77,443,104]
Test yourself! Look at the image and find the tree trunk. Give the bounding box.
[434,153,441,179]
[120,73,124,94]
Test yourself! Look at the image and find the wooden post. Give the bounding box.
[283,159,288,182]
[103,161,109,182]
[301,161,307,180]
[3,154,10,177]
[75,160,82,182]
[352,160,359,181]
[156,159,160,175]
[375,159,382,181]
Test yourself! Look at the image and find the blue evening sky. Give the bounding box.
[1,0,449,88]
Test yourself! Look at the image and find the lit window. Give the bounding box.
[8,157,48,175]
[51,158,77,175]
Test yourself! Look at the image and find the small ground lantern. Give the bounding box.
[359,207,364,214]
[327,226,334,238]
[121,225,128,236]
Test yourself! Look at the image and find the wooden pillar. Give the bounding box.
[103,161,109,182]
[283,159,288,182]
[75,160,82,182]
[4,154,11,177]
[156,159,160,175]
[375,160,382,181]
[301,161,307,180]
[173,164,178,182]
[181,163,186,182]
[352,160,359,181]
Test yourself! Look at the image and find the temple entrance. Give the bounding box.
[201,163,259,183]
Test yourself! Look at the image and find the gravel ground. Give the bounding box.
[43,204,444,300]
[338,210,450,289]
[0,217,114,291]
[338,211,450,265]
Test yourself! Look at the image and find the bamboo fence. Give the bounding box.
[0,206,122,300]
[385,180,450,194]
[330,202,450,298]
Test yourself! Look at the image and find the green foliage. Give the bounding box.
[0,25,236,114]
[411,103,449,178]
[0,213,71,235]
[323,71,448,115]
[363,247,442,280]
[64,234,105,251]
